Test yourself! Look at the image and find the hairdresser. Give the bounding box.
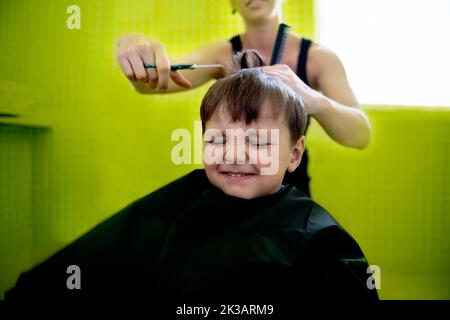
[116,0,371,197]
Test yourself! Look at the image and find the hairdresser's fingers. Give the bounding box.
[136,42,158,88]
[117,55,136,81]
[170,71,192,89]
[146,55,158,89]
[261,66,313,105]
[129,52,148,83]
[274,73,292,84]
[261,64,290,77]
[261,67,287,82]
[138,51,157,88]
[154,45,171,91]
[262,64,309,90]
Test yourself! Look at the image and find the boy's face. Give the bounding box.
[203,100,304,199]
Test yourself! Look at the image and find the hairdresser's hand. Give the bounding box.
[261,64,325,115]
[117,34,192,91]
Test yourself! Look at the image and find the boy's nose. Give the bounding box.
[224,139,248,164]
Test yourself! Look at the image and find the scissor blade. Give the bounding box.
[193,64,224,69]
[144,63,223,70]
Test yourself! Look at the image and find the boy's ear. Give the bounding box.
[287,136,305,173]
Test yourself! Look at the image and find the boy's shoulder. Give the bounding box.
[134,170,343,239]
[287,186,366,257]
[4,169,211,301]
[279,185,367,260]
[133,169,210,211]
[277,185,341,236]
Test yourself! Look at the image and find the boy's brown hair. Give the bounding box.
[200,50,307,143]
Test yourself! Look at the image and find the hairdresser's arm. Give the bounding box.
[262,47,371,149]
[309,45,371,149]
[116,34,227,94]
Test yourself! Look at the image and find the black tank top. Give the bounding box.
[229,35,313,197]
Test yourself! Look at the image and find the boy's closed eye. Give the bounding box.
[205,137,225,145]
[206,139,272,149]
[249,141,270,148]
[249,135,273,148]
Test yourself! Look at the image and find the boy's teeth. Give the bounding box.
[222,171,255,177]
[229,172,245,177]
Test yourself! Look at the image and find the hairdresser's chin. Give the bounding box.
[233,0,283,25]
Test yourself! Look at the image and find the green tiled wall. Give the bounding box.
[308,107,450,299]
[0,126,34,298]
[1,0,448,300]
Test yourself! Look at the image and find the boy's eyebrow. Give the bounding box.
[222,129,269,138]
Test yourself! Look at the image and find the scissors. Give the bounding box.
[144,63,223,71]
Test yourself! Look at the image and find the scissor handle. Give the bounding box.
[144,63,195,70]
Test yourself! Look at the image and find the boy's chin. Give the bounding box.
[222,189,258,200]
[220,185,274,200]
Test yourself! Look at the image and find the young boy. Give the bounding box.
[5,52,378,307]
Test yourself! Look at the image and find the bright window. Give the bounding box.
[315,0,450,106]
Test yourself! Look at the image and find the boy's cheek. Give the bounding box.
[203,145,224,165]
[251,148,274,167]
[260,163,280,176]
[203,163,218,174]
[256,151,283,176]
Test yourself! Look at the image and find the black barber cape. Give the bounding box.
[6,169,378,306]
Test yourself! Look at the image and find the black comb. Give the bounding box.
[270,23,291,65]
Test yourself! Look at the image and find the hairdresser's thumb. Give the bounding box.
[170,71,192,89]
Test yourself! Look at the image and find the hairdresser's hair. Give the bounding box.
[200,49,307,143]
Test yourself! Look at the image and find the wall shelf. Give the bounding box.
[0,81,51,128]
[0,114,51,128]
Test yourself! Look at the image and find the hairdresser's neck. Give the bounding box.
[243,15,281,55]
